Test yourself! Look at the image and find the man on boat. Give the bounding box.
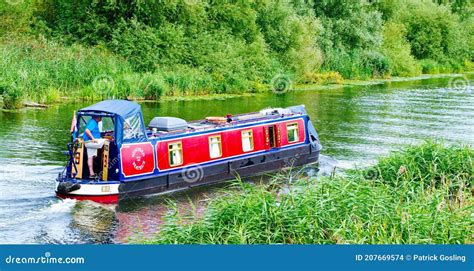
[83,115,105,179]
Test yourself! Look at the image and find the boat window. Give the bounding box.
[287,123,299,143]
[209,135,222,158]
[168,142,183,166]
[78,115,92,136]
[241,130,254,152]
[78,115,115,138]
[123,113,145,141]
[101,117,114,132]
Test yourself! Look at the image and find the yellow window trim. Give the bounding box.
[168,141,183,167]
[286,122,299,143]
[241,129,254,152]
[208,135,222,159]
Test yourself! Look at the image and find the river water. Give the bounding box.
[0,74,472,244]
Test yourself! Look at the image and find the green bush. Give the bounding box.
[2,85,24,109]
[314,1,383,52]
[461,16,474,60]
[359,141,473,189]
[359,50,390,78]
[396,1,470,66]
[255,1,322,78]
[320,49,356,78]
[381,21,421,77]
[321,49,389,79]
[312,1,388,79]
[0,0,33,36]
[33,0,122,44]
[110,19,187,72]
[301,71,343,85]
[140,75,166,100]
[32,0,319,90]
[419,59,442,74]
[450,0,474,20]
[109,20,162,72]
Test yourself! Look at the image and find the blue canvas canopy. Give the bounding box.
[79,100,141,119]
[78,100,146,145]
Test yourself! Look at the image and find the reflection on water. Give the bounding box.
[115,187,213,243]
[0,74,472,243]
[71,201,117,244]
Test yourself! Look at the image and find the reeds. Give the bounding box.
[144,142,473,244]
[0,38,256,109]
[0,38,131,107]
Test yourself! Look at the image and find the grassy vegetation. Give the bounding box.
[0,38,131,108]
[143,142,473,244]
[0,0,473,108]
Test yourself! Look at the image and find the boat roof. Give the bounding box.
[78,100,307,140]
[148,105,308,139]
[79,100,141,119]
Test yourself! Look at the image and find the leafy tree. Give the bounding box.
[381,21,421,76]
[313,0,383,51]
[396,1,470,65]
[255,1,322,78]
[311,0,387,78]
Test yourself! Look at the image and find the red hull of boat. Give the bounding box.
[56,192,119,204]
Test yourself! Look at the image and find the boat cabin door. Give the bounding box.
[265,125,280,149]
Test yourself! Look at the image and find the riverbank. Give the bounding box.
[2,0,473,110]
[1,72,472,110]
[140,142,473,244]
[294,73,473,91]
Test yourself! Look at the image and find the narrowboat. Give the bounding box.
[56,100,322,203]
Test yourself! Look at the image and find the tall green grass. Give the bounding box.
[0,38,261,109]
[0,38,131,108]
[358,141,473,189]
[144,142,473,244]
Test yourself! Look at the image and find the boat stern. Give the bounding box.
[55,174,120,204]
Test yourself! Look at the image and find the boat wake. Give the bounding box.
[42,198,77,214]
